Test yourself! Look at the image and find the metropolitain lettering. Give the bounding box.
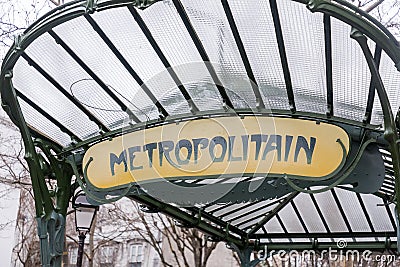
[109,134,316,176]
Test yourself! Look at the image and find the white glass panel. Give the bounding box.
[375,51,400,125]
[265,216,284,233]
[331,18,371,121]
[25,33,128,128]
[91,7,192,115]
[361,194,394,232]
[75,207,95,230]
[334,189,370,232]
[312,190,348,232]
[293,194,326,233]
[211,203,245,217]
[227,202,279,225]
[13,59,99,139]
[277,202,306,233]
[139,2,224,111]
[19,99,71,146]
[277,0,327,114]
[238,217,263,230]
[181,0,256,108]
[53,16,159,122]
[229,0,290,110]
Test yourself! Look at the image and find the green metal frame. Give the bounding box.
[2,0,400,266]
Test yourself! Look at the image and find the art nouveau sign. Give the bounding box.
[83,116,350,189]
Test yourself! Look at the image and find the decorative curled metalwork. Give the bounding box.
[67,156,133,205]
[37,212,65,267]
[351,28,400,252]
[228,243,261,267]
[285,137,375,194]
[85,0,97,14]
[134,0,161,9]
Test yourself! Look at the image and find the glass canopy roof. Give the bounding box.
[4,0,400,146]
[2,0,400,256]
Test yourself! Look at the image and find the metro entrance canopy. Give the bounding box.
[2,0,400,266]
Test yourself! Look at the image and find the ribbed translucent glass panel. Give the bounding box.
[8,0,400,144]
[91,8,190,115]
[331,18,371,122]
[377,51,400,125]
[171,64,224,111]
[25,33,128,128]
[278,203,306,233]
[360,194,395,232]
[229,202,279,227]
[13,59,99,139]
[265,216,284,233]
[312,190,348,232]
[181,0,256,108]
[91,8,169,86]
[334,189,370,232]
[238,218,263,231]
[277,0,327,114]
[255,188,395,239]
[223,0,290,110]
[19,98,72,146]
[53,16,159,122]
[292,194,327,233]
[208,203,242,217]
[139,2,224,111]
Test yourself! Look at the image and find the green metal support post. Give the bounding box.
[1,73,73,266]
[351,28,400,252]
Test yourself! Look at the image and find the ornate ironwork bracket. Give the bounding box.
[285,137,375,194]
[66,155,133,205]
[228,243,261,267]
[29,138,73,267]
[37,212,66,266]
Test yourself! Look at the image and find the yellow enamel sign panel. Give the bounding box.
[83,117,350,189]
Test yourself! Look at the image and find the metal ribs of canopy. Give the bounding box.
[132,186,398,247]
[2,0,400,256]
[168,166,397,243]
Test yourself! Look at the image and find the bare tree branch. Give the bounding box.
[364,0,385,12]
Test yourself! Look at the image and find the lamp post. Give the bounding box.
[73,191,98,267]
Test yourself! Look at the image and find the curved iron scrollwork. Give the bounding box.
[285,137,375,194]
[67,156,133,205]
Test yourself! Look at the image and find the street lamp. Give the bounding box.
[72,191,98,267]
